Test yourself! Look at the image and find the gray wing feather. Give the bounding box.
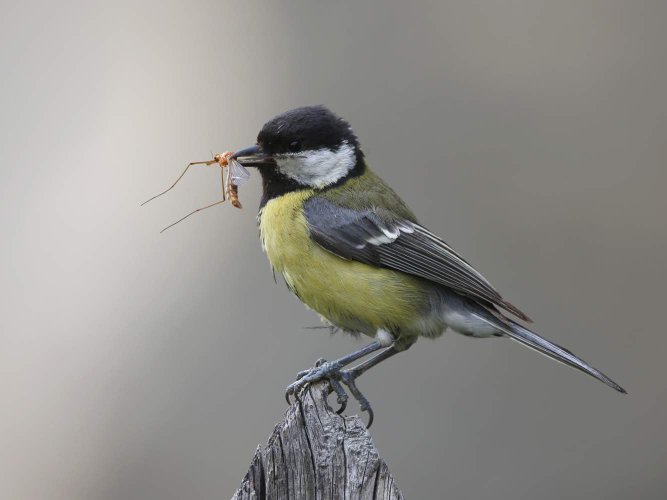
[304,197,531,322]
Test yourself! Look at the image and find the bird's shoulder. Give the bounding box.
[315,166,418,223]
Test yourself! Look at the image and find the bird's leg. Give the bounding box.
[285,341,383,409]
[346,344,400,378]
[337,345,401,428]
[294,342,383,380]
[285,342,405,427]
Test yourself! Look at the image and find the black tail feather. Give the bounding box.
[476,314,626,394]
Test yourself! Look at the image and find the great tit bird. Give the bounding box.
[232,105,626,426]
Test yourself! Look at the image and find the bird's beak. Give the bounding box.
[232,145,276,168]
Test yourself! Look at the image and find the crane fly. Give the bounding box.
[141,150,251,232]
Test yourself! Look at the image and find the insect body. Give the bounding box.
[226,156,251,208]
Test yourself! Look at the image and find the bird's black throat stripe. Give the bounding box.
[257,157,367,210]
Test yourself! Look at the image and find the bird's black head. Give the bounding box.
[234,106,365,202]
[257,105,361,158]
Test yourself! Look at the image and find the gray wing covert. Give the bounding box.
[304,196,531,322]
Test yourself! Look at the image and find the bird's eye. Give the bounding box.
[288,140,301,153]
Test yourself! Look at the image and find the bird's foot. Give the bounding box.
[285,361,374,427]
[286,358,346,408]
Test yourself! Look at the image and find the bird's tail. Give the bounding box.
[475,314,627,394]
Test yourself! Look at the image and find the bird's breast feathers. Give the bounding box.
[258,189,435,336]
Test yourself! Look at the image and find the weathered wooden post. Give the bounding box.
[232,381,404,499]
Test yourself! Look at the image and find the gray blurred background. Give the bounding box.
[2,1,665,498]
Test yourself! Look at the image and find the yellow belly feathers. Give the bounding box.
[258,190,433,338]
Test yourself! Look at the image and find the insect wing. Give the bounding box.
[228,159,251,186]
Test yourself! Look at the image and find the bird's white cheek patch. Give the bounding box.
[276,141,356,188]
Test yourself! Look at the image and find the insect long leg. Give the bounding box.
[159,199,227,233]
[220,166,226,201]
[141,159,216,206]
[225,163,230,195]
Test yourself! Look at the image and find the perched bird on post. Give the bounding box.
[233,105,626,426]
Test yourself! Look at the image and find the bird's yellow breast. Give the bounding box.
[258,190,432,336]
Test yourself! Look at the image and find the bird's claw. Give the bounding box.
[285,359,340,405]
[285,382,298,405]
[339,370,374,428]
[329,377,348,414]
[284,361,374,427]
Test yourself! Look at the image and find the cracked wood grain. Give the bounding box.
[231,381,404,500]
